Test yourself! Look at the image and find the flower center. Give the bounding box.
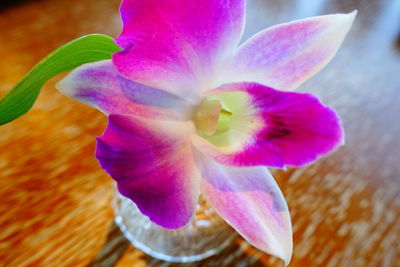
[193,97,232,136]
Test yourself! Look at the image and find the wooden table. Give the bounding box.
[1,0,399,266]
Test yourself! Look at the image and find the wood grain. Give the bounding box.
[0,0,399,266]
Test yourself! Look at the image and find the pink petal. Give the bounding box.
[96,114,200,229]
[192,82,344,168]
[217,12,356,90]
[113,0,245,101]
[56,60,192,120]
[195,153,292,265]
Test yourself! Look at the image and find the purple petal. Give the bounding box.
[195,153,292,265]
[192,82,344,168]
[113,0,245,101]
[216,12,356,90]
[56,60,192,120]
[96,114,200,229]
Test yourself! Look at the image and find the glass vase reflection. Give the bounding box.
[114,191,237,262]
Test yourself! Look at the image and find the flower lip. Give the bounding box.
[192,81,345,169]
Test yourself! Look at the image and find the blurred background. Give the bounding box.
[0,0,399,266]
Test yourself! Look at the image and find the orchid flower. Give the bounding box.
[56,0,355,264]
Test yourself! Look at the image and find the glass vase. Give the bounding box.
[114,191,237,263]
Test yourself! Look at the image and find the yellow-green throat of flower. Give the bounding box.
[193,97,232,137]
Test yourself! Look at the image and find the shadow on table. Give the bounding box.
[0,0,36,10]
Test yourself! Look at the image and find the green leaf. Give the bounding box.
[0,34,121,125]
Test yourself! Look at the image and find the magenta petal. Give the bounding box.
[217,12,356,90]
[113,0,245,101]
[196,154,292,264]
[192,82,344,168]
[56,60,192,120]
[96,114,200,229]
